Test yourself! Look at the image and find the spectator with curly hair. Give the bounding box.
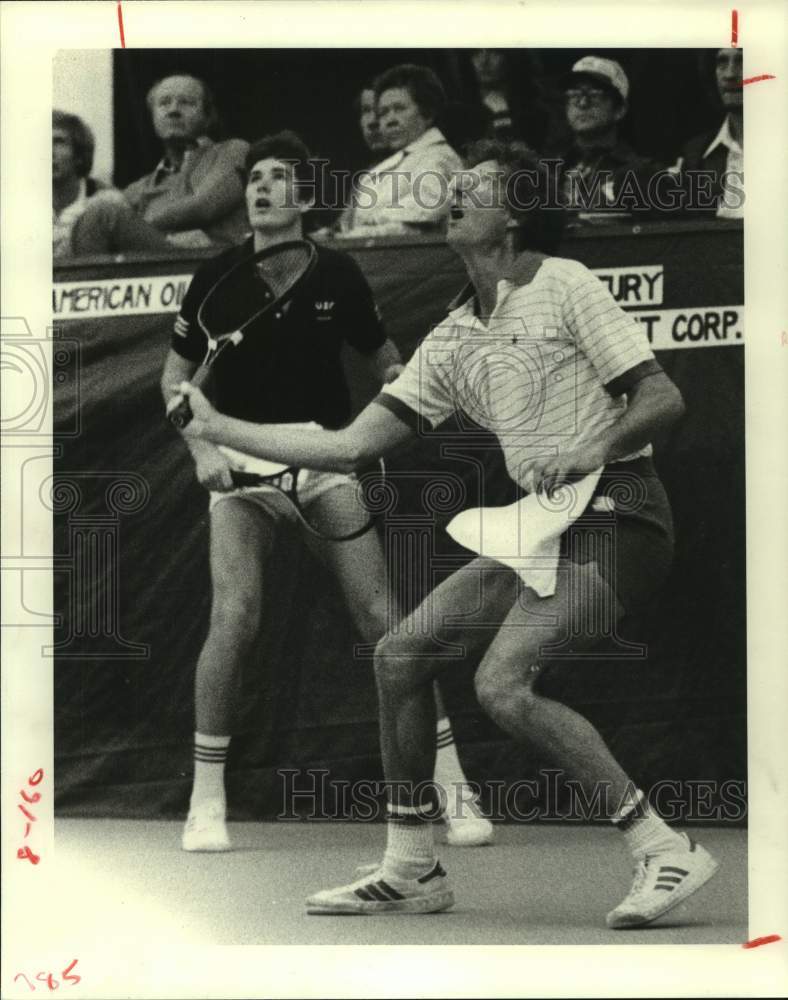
[52,110,170,260]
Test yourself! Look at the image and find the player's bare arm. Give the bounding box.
[363,336,404,384]
[179,382,413,473]
[143,142,247,232]
[161,348,234,491]
[532,368,685,495]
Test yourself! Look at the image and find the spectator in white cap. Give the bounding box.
[558,55,662,214]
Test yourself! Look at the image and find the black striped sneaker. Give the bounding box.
[306,861,454,915]
[606,835,719,929]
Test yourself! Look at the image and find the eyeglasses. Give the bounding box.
[566,88,611,105]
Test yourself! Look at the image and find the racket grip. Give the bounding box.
[168,395,193,429]
[229,471,264,487]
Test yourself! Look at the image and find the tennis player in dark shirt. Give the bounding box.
[162,131,493,852]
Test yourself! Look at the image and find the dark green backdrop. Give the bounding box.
[52,220,745,823]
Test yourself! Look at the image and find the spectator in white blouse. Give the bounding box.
[343,64,462,235]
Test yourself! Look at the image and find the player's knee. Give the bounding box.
[475,662,538,725]
[373,631,408,681]
[352,594,391,641]
[209,587,260,636]
[373,632,432,695]
[474,668,506,721]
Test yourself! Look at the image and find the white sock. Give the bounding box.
[612,789,685,860]
[190,732,230,812]
[382,803,437,879]
[433,717,470,803]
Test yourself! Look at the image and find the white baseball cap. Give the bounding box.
[567,56,629,101]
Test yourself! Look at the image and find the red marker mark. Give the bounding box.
[742,933,782,949]
[63,959,82,986]
[741,74,776,86]
[731,9,738,46]
[117,2,126,48]
[14,960,81,992]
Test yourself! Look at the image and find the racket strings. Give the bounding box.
[199,243,315,337]
[300,480,374,540]
[254,246,313,301]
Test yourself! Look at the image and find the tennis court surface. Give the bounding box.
[53,819,746,946]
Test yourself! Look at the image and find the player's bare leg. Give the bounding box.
[184,496,278,851]
[472,560,717,927]
[310,487,493,844]
[306,559,512,913]
[307,558,717,922]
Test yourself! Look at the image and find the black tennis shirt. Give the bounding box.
[171,239,387,428]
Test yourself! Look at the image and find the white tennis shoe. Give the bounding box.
[307,861,454,915]
[181,800,231,852]
[443,786,495,847]
[607,835,719,929]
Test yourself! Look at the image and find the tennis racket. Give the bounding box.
[167,239,318,429]
[224,450,387,542]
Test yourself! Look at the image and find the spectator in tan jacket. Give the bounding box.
[124,75,250,247]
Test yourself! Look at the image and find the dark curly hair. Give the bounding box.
[244,130,318,203]
[464,138,566,253]
[373,64,448,125]
[52,110,95,178]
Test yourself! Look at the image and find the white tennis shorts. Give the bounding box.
[208,423,352,518]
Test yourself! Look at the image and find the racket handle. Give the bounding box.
[229,470,264,487]
[168,395,193,429]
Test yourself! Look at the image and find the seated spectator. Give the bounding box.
[357,84,389,157]
[332,84,390,235]
[52,110,170,260]
[341,64,462,235]
[458,49,550,148]
[124,74,250,247]
[557,56,662,214]
[671,48,743,218]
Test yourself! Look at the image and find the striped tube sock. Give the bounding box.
[190,732,231,812]
[433,717,468,812]
[612,789,685,859]
[383,802,438,880]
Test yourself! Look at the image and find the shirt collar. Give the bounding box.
[446,256,547,316]
[703,115,742,159]
[368,126,449,175]
[402,125,447,156]
[447,281,476,314]
[153,135,212,180]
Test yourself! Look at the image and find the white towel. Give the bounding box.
[446,469,603,597]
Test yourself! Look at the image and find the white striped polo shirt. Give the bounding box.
[379,256,656,492]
